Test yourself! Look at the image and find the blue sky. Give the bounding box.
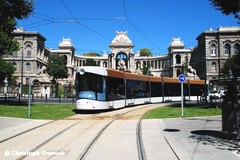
[17,0,239,56]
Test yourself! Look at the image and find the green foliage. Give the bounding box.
[0,104,75,120]
[83,52,101,57]
[182,53,189,74]
[139,48,152,56]
[0,32,19,55]
[46,55,69,79]
[0,0,33,24]
[58,85,64,98]
[143,105,221,119]
[142,65,152,75]
[209,0,240,23]
[0,0,34,56]
[221,53,240,78]
[0,57,15,83]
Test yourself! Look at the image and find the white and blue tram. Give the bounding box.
[75,66,205,110]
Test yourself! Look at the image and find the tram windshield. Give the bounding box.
[75,72,106,100]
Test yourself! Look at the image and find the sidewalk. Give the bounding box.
[0,117,52,143]
[142,116,240,160]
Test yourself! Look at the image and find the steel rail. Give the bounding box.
[78,104,152,160]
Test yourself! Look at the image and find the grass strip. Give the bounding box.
[143,104,221,119]
[0,104,75,120]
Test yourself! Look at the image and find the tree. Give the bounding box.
[46,55,69,80]
[209,0,240,23]
[182,53,189,74]
[83,52,101,57]
[0,0,33,56]
[221,53,240,78]
[142,62,152,75]
[139,48,152,56]
[0,58,15,83]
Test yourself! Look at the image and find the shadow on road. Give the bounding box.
[190,130,240,153]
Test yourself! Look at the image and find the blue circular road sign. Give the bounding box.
[178,74,186,83]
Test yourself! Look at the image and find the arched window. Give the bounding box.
[103,61,108,68]
[136,61,141,70]
[176,54,181,64]
[176,69,181,77]
[26,63,31,72]
[211,62,217,72]
[210,44,216,56]
[26,46,31,58]
[116,52,128,70]
[224,44,231,55]
[234,43,240,54]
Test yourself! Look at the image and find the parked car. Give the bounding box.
[209,90,225,99]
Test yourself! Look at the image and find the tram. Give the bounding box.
[75,66,205,110]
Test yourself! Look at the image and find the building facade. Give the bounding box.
[3,28,51,97]
[190,26,240,90]
[3,26,240,97]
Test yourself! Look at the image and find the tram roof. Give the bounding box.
[106,68,205,85]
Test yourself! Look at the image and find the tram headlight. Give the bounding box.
[79,69,85,75]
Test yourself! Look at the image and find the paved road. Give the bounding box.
[0,108,239,160]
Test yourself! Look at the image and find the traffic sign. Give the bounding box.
[178,74,186,83]
[178,74,186,117]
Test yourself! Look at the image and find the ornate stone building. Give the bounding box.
[3,26,240,97]
[74,31,171,77]
[51,38,75,85]
[168,38,195,78]
[3,28,51,97]
[190,26,240,89]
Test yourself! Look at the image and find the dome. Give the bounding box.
[109,31,134,47]
[168,37,184,50]
[58,38,75,50]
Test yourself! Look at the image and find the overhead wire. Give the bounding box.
[20,12,58,29]
[24,22,54,29]
[23,11,114,29]
[122,0,167,54]
[34,12,55,19]
[20,1,168,54]
[22,19,52,27]
[60,0,111,41]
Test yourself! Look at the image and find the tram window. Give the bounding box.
[190,84,204,96]
[127,80,149,98]
[151,82,162,97]
[107,77,125,100]
[96,78,103,93]
[164,83,181,96]
[76,73,103,93]
[164,83,192,96]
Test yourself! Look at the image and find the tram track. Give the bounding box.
[77,103,160,160]
[0,113,102,160]
[1,103,166,160]
[0,113,100,144]
[0,121,55,144]
[17,121,81,160]
[136,112,146,160]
